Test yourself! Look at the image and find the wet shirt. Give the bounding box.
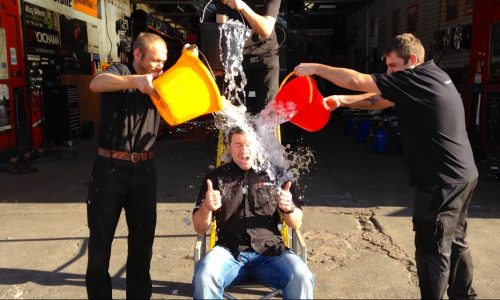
[372,60,478,186]
[193,161,301,257]
[97,63,160,152]
[215,0,281,58]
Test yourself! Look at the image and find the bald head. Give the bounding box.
[133,32,167,59]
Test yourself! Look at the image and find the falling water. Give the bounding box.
[219,20,251,106]
[214,19,315,190]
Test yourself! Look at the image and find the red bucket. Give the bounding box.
[274,74,314,118]
[274,73,330,132]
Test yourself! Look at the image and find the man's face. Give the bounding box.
[385,51,413,75]
[228,133,253,171]
[137,41,167,77]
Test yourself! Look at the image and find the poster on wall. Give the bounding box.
[23,2,61,54]
[0,29,8,80]
[74,0,99,18]
[87,23,100,54]
[0,84,12,133]
[23,3,60,30]
[60,14,91,74]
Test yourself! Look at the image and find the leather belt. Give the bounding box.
[97,147,154,163]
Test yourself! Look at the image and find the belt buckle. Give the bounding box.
[130,152,140,163]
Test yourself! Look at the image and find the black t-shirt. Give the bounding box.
[215,0,281,58]
[372,60,478,186]
[97,63,160,152]
[193,161,302,257]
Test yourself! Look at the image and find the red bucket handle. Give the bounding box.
[279,72,314,105]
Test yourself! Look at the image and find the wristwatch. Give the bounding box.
[283,203,295,214]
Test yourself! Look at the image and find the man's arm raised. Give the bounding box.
[192,179,221,234]
[325,93,394,111]
[294,63,381,95]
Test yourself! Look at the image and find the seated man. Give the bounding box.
[192,127,314,299]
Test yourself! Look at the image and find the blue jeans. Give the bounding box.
[193,246,314,299]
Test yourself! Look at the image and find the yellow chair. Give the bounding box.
[193,126,307,299]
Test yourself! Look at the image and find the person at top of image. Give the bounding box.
[294,33,479,300]
[216,0,281,115]
[191,126,314,299]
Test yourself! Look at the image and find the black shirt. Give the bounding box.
[372,60,478,186]
[97,63,160,152]
[216,0,281,58]
[194,161,302,257]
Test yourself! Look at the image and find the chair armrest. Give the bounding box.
[292,229,307,264]
[194,233,207,270]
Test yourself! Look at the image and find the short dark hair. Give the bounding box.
[383,33,425,64]
[132,32,166,56]
[226,127,245,145]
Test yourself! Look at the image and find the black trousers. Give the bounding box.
[243,55,279,115]
[413,178,478,300]
[86,156,157,299]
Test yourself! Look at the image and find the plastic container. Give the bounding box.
[274,73,314,116]
[357,119,372,143]
[372,128,389,153]
[274,73,331,132]
[151,49,222,126]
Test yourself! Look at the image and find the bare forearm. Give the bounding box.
[283,208,303,230]
[238,5,276,38]
[340,94,394,110]
[295,63,381,94]
[217,8,276,38]
[314,64,376,92]
[192,207,212,234]
[89,73,140,93]
[337,93,377,105]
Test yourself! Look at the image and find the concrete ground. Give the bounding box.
[1,119,499,299]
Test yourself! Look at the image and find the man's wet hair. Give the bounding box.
[383,33,425,64]
[132,32,166,56]
[226,127,245,145]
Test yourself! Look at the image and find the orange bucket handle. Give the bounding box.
[279,72,314,105]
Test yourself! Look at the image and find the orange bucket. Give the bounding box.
[151,48,222,126]
[274,73,330,132]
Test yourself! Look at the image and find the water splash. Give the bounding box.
[220,20,251,106]
[215,19,315,189]
[214,99,315,187]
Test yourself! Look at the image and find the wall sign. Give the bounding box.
[0,29,8,80]
[24,2,61,53]
[9,48,17,65]
[74,0,98,18]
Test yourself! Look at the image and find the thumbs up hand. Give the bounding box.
[278,181,295,214]
[203,179,222,211]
